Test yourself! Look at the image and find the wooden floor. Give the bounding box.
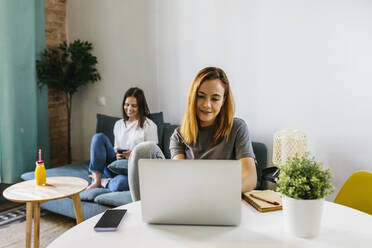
[0,202,75,248]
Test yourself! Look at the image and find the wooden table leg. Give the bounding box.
[26,202,33,248]
[72,193,84,224]
[33,202,40,248]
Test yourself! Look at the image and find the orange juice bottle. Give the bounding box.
[35,149,46,185]
[35,160,46,185]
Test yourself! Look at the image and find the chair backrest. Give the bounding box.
[334,170,372,215]
[252,142,267,189]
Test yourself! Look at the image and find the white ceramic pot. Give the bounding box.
[282,196,324,238]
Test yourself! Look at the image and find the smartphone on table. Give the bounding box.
[94,209,127,231]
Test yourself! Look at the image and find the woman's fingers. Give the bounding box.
[116,153,123,160]
[123,150,131,159]
[116,150,131,160]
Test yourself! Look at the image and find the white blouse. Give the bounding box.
[113,117,158,151]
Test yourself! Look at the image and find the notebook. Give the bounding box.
[243,190,282,212]
[138,159,242,226]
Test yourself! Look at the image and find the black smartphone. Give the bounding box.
[117,149,128,153]
[94,209,127,231]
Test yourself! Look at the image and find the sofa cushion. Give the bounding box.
[148,112,164,148]
[96,114,120,145]
[94,191,132,207]
[21,162,91,182]
[80,188,111,202]
[107,159,129,175]
[40,196,111,220]
[96,112,164,147]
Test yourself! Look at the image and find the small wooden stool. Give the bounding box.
[3,177,88,248]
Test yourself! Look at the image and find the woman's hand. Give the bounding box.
[116,149,131,160]
[116,151,125,160]
[122,150,131,160]
[240,157,257,193]
[173,154,185,160]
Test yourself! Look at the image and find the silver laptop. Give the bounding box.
[138,159,241,226]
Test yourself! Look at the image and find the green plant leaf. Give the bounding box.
[275,152,334,199]
[36,39,101,95]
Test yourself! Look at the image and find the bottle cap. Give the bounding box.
[36,160,44,165]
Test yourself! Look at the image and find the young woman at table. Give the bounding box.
[128,67,257,201]
[87,87,158,191]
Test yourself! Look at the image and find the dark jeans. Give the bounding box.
[89,133,129,191]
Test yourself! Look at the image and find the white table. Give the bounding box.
[49,200,372,248]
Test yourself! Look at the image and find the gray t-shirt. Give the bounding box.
[169,118,255,160]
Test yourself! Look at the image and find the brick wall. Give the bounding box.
[44,0,68,167]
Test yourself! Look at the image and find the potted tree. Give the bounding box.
[275,153,334,238]
[36,40,101,163]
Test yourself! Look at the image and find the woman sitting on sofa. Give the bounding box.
[88,87,158,191]
[128,67,257,201]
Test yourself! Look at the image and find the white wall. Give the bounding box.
[155,0,372,200]
[67,0,372,200]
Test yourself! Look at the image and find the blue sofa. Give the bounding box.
[21,113,267,220]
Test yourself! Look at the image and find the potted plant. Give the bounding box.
[36,40,101,163]
[275,153,334,238]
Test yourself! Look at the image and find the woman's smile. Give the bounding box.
[199,109,212,115]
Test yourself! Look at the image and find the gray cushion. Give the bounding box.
[80,188,111,202]
[21,162,91,182]
[107,159,129,175]
[94,191,132,207]
[96,114,120,145]
[148,112,164,148]
[40,196,110,220]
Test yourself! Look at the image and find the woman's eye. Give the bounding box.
[197,95,204,98]
[212,98,220,101]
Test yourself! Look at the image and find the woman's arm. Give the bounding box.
[113,120,120,151]
[240,157,257,193]
[169,128,188,160]
[144,119,158,143]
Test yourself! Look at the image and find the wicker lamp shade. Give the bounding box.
[272,129,307,167]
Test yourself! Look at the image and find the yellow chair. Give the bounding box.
[334,171,372,215]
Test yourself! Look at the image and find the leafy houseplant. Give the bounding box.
[275,153,334,238]
[36,40,101,163]
[275,153,334,199]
